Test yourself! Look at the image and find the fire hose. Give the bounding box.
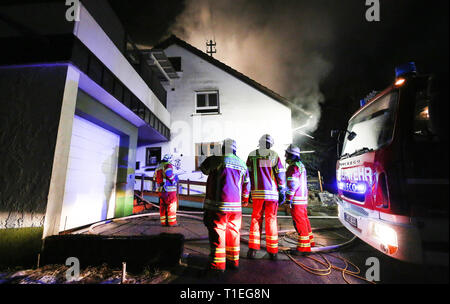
[85,198,374,284]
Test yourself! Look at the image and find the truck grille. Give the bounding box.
[349,204,369,217]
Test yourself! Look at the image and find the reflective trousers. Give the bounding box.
[159,192,177,226]
[291,204,315,252]
[249,199,279,254]
[203,210,242,270]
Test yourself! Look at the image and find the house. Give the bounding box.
[0,1,170,237]
[135,35,293,191]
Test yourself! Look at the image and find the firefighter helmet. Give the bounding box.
[162,153,173,162]
[259,134,274,148]
[286,144,301,158]
[223,138,237,153]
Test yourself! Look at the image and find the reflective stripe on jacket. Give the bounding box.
[154,161,177,192]
[200,154,250,212]
[246,149,286,201]
[286,161,308,205]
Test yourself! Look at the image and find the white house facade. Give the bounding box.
[136,36,293,187]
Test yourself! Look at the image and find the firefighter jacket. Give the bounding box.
[154,161,177,193]
[286,161,308,205]
[200,154,251,212]
[246,149,286,201]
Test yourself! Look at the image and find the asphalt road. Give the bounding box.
[169,216,449,284]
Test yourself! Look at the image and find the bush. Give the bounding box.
[0,227,43,270]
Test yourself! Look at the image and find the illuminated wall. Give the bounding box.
[0,65,71,229]
[136,44,292,182]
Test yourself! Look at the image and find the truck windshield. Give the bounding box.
[342,91,399,156]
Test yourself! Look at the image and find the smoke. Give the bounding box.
[169,0,334,134]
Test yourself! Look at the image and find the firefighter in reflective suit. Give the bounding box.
[154,154,179,227]
[246,134,286,260]
[285,144,315,253]
[200,139,250,272]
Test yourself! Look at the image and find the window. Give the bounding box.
[342,91,399,156]
[195,91,219,114]
[195,142,221,170]
[413,77,436,141]
[146,147,162,167]
[168,57,182,72]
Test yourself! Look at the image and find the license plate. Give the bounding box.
[344,212,358,228]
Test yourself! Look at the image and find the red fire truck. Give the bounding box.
[334,63,449,264]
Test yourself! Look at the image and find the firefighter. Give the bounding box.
[284,144,315,253]
[154,154,179,227]
[200,139,250,272]
[246,134,286,260]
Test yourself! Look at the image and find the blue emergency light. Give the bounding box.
[338,181,367,194]
[395,62,417,78]
[360,99,366,107]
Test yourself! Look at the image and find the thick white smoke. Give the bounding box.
[170,0,334,134]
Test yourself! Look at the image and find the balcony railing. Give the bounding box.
[125,35,167,108]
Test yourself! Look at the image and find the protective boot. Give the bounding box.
[247,249,257,259]
[269,253,278,260]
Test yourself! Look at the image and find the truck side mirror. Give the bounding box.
[347,131,357,141]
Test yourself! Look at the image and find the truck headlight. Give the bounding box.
[373,222,398,255]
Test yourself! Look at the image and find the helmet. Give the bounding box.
[223,138,237,154]
[286,144,301,158]
[259,134,274,149]
[162,154,173,162]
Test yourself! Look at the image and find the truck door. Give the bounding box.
[402,76,449,265]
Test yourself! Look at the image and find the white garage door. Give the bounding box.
[60,115,120,231]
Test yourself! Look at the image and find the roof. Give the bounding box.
[153,35,291,108]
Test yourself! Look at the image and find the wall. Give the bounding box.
[136,44,292,181]
[0,64,70,229]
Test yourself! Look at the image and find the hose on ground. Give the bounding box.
[86,195,371,284]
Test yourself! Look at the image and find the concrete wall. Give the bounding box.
[136,44,292,181]
[0,64,70,229]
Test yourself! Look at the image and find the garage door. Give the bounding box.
[60,115,120,231]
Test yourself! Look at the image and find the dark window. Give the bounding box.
[102,69,114,94]
[197,94,206,107]
[88,57,103,84]
[413,77,436,141]
[113,79,123,101]
[146,147,162,167]
[136,161,140,170]
[168,57,182,72]
[123,89,131,108]
[144,108,151,124]
[195,91,219,114]
[208,93,218,106]
[195,142,221,170]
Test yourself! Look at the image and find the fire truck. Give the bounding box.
[334,63,449,264]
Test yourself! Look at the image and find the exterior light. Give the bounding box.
[394,78,406,87]
[337,181,367,194]
[373,222,398,255]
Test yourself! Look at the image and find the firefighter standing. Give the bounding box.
[154,154,179,227]
[284,144,315,253]
[200,139,250,272]
[246,134,286,260]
